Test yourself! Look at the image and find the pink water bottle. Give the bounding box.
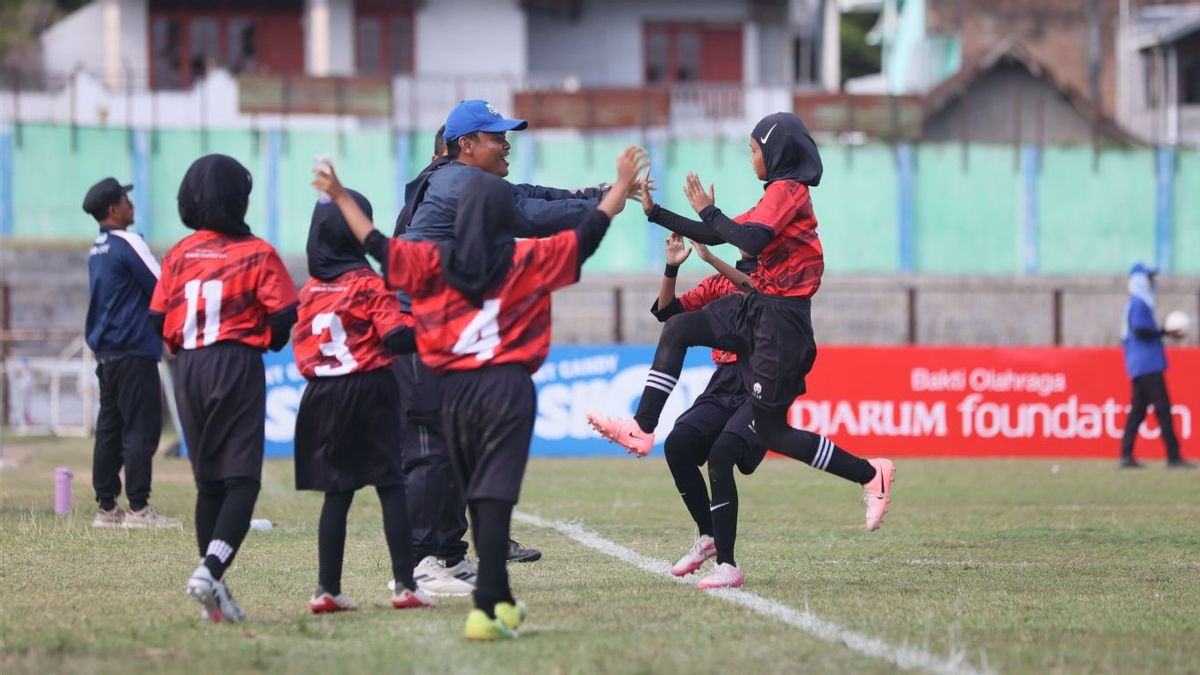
[54,468,73,515]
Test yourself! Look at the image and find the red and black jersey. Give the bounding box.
[733,180,823,298]
[293,268,412,379]
[150,230,298,352]
[678,273,742,366]
[384,231,579,374]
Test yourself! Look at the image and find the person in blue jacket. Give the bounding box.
[83,178,181,528]
[388,101,643,595]
[1119,262,1192,469]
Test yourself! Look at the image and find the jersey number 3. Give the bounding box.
[452,298,501,362]
[183,279,222,349]
[313,312,359,376]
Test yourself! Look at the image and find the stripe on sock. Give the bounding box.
[647,370,679,395]
[647,369,678,386]
[206,539,234,563]
[813,437,833,471]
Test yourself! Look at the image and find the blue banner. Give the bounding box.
[254,345,719,459]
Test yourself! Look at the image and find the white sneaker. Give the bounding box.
[186,565,246,623]
[92,505,126,528]
[124,504,182,529]
[671,535,716,576]
[410,555,475,596]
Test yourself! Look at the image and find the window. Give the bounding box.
[151,17,182,89]
[188,18,219,81]
[643,23,743,84]
[355,13,414,75]
[356,18,382,74]
[147,3,303,90]
[1184,60,1200,104]
[227,19,256,75]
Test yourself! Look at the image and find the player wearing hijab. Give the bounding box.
[588,113,896,533]
[149,154,298,623]
[292,190,435,613]
[312,145,648,640]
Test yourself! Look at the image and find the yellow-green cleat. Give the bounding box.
[494,601,527,631]
[464,609,518,641]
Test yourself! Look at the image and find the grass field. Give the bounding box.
[1,436,1198,674]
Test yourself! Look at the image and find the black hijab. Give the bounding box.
[440,173,515,308]
[306,189,373,282]
[751,113,823,187]
[177,154,253,236]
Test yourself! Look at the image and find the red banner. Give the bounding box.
[788,347,1199,458]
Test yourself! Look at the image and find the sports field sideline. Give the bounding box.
[1,436,1197,674]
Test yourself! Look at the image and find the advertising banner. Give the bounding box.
[254,345,1197,459]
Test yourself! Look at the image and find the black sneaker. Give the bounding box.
[1118,457,1144,469]
[1166,459,1196,469]
[507,538,542,563]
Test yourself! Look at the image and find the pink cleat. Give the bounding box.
[586,413,655,457]
[671,535,716,576]
[697,562,744,589]
[863,458,895,531]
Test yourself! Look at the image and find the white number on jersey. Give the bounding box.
[451,298,501,362]
[312,312,359,377]
[182,279,223,349]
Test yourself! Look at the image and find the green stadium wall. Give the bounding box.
[1,123,1196,277]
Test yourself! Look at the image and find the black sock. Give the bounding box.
[318,490,355,596]
[99,497,118,512]
[201,478,260,580]
[376,484,415,590]
[634,313,718,434]
[194,480,224,560]
[441,555,465,567]
[755,409,875,484]
[664,425,714,536]
[469,499,515,618]
[708,434,745,566]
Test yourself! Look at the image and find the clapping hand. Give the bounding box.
[683,172,715,214]
[665,233,692,266]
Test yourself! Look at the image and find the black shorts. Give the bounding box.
[700,293,753,358]
[440,364,536,504]
[294,369,404,492]
[675,365,768,475]
[738,293,816,413]
[174,342,265,482]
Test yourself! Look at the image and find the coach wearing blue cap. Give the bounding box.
[1119,262,1191,468]
[83,177,181,528]
[390,98,628,594]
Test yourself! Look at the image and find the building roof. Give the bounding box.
[1131,5,1200,50]
[922,40,1141,145]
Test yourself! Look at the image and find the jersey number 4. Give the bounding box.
[183,279,222,349]
[452,298,501,362]
[313,312,359,376]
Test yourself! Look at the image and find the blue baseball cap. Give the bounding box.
[443,100,528,143]
[1129,262,1157,277]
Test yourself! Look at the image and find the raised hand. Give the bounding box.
[311,161,346,201]
[615,146,649,189]
[689,239,713,262]
[627,174,656,203]
[665,233,692,266]
[683,172,714,214]
[639,170,656,216]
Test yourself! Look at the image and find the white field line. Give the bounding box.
[514,511,995,675]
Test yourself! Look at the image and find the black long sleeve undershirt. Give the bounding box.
[647,204,774,254]
[267,305,298,352]
[575,209,612,273]
[382,326,417,355]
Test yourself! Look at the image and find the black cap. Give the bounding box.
[82,178,132,219]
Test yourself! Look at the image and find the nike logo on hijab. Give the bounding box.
[758,123,778,144]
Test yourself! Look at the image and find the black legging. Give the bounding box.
[318,484,415,596]
[469,499,515,617]
[663,423,714,537]
[195,477,260,580]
